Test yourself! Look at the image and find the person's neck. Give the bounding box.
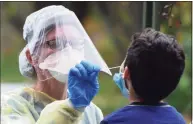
[33,79,67,100]
[129,93,142,104]
[129,94,163,104]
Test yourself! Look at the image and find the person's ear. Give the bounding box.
[25,49,33,65]
[123,66,130,89]
[123,66,130,80]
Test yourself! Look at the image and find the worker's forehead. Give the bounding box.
[46,25,82,41]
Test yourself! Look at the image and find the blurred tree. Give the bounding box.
[35,2,90,23]
[95,2,143,62]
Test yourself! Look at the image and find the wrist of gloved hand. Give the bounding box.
[68,99,86,112]
[68,85,98,109]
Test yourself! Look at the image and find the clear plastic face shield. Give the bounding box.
[27,9,112,83]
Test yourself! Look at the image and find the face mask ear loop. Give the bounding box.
[36,69,61,82]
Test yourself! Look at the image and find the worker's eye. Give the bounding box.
[46,40,56,50]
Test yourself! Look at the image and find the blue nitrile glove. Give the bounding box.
[113,73,129,98]
[68,60,101,108]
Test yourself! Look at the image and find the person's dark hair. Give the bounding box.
[124,28,185,103]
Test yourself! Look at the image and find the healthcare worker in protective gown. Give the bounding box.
[1,5,112,124]
[101,28,186,124]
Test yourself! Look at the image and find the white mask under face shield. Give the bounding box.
[25,6,112,83]
[39,46,84,82]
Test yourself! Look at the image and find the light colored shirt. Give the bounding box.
[1,87,103,124]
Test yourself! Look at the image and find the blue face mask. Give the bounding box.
[113,73,129,98]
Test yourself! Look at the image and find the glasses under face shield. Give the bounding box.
[26,10,112,82]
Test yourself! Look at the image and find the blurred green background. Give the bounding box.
[1,2,192,123]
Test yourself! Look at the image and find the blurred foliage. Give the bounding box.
[0,2,191,123]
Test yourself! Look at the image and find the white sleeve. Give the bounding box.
[95,105,103,124]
